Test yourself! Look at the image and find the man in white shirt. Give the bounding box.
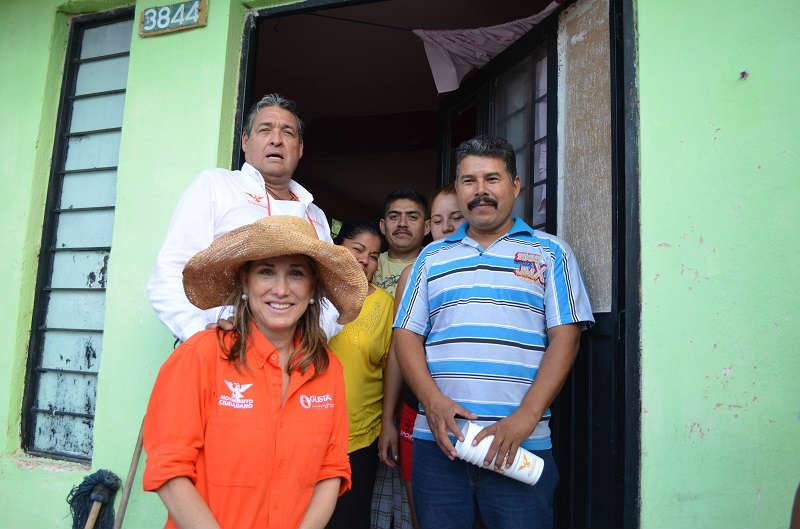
[147,93,341,341]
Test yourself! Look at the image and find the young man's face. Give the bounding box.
[455,155,520,234]
[241,106,303,185]
[379,198,430,255]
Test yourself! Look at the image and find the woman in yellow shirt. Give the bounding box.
[327,222,395,529]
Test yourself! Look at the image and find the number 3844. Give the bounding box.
[142,1,201,32]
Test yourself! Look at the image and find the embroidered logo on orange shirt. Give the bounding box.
[219,380,254,409]
[299,393,335,410]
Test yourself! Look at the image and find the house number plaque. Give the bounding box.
[139,0,208,37]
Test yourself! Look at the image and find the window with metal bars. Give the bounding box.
[22,11,133,462]
[492,45,550,230]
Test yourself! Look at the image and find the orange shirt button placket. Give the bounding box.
[264,353,282,528]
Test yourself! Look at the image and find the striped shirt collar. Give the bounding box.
[444,217,536,245]
[241,162,315,207]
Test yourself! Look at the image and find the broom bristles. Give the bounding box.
[67,469,121,529]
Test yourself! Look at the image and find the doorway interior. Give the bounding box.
[238,0,554,225]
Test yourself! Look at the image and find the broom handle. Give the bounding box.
[84,501,102,529]
[113,420,144,529]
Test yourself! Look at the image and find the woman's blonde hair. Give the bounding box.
[216,258,329,377]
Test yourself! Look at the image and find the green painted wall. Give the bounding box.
[0,0,251,526]
[637,1,800,527]
[0,2,87,525]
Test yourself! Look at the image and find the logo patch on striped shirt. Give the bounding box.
[514,252,547,286]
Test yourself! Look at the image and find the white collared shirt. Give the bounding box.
[147,162,341,342]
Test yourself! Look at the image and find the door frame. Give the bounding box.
[612,0,642,525]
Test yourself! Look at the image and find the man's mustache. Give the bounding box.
[393,229,412,236]
[467,195,498,210]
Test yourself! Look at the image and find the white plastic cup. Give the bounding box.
[454,421,545,486]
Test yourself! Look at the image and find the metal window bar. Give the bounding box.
[71,50,129,65]
[545,36,558,237]
[27,448,92,464]
[21,10,132,462]
[60,165,117,175]
[36,366,99,376]
[50,246,111,253]
[53,206,115,213]
[66,126,122,138]
[44,287,107,293]
[31,407,95,421]
[37,327,104,333]
[532,46,552,232]
[70,88,127,101]
[528,49,541,226]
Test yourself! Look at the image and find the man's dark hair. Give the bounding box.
[334,221,381,245]
[382,189,429,218]
[455,135,517,178]
[244,93,305,139]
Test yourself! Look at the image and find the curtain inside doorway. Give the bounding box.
[413,1,561,93]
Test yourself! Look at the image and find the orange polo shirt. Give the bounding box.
[142,326,351,529]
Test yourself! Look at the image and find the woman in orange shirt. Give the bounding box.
[143,216,367,529]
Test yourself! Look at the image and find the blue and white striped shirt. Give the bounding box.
[394,217,594,450]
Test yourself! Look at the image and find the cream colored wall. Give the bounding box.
[557,0,614,313]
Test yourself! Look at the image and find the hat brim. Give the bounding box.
[182,216,368,325]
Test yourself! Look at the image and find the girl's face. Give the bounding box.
[340,231,381,282]
[430,192,465,240]
[241,254,315,336]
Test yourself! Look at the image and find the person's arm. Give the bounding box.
[314,359,352,492]
[143,339,209,521]
[298,477,342,529]
[319,298,344,340]
[147,171,217,341]
[394,265,412,304]
[378,271,410,467]
[379,342,401,467]
[393,254,476,460]
[395,328,476,460]
[473,324,581,468]
[157,477,219,529]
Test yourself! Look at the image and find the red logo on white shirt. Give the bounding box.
[244,192,266,208]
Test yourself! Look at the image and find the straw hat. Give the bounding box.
[183,216,368,324]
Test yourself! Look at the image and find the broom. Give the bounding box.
[67,469,121,529]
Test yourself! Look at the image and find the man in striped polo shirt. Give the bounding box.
[394,136,594,529]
